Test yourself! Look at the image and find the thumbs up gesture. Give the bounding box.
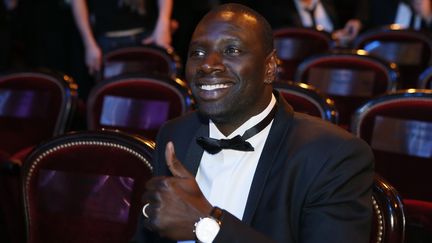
[143,142,213,240]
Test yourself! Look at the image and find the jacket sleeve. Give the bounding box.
[214,137,373,243]
[300,137,374,243]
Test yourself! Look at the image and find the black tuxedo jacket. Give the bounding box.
[131,93,374,243]
[257,0,339,30]
[223,0,369,30]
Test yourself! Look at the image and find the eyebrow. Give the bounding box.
[190,36,242,47]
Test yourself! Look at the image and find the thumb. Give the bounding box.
[165,142,194,179]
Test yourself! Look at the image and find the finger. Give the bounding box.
[142,36,153,45]
[145,176,169,191]
[165,142,194,179]
[95,58,101,72]
[161,44,174,53]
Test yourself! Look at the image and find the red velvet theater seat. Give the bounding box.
[0,70,78,160]
[21,130,154,243]
[354,27,432,89]
[295,50,399,130]
[274,81,338,123]
[273,27,332,81]
[0,70,78,243]
[87,75,194,140]
[371,174,405,243]
[352,89,432,241]
[100,45,182,81]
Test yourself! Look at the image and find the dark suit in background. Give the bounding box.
[219,0,370,30]
[131,92,374,243]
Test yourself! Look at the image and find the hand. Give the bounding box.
[411,0,432,24]
[84,41,102,75]
[142,18,174,51]
[332,19,362,47]
[143,142,213,240]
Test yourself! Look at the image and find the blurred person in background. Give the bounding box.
[369,0,432,30]
[70,0,173,76]
[219,0,370,47]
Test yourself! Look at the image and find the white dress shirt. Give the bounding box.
[294,0,334,32]
[179,94,276,243]
[395,2,422,29]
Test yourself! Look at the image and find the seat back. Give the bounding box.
[0,70,78,155]
[87,75,194,140]
[352,89,432,202]
[295,50,399,129]
[418,66,432,89]
[273,27,332,81]
[371,174,405,243]
[354,28,432,88]
[100,45,182,81]
[21,130,154,243]
[274,81,338,123]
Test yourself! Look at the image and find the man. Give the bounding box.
[71,0,173,75]
[132,3,373,243]
[220,0,369,47]
[369,0,432,30]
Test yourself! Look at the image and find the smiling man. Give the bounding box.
[131,3,373,243]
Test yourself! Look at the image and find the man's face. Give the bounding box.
[186,11,273,125]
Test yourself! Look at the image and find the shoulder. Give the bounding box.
[155,110,205,150]
[292,112,371,154]
[158,111,203,136]
[273,98,373,170]
[276,93,360,148]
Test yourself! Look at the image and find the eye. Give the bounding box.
[224,46,241,56]
[189,49,205,58]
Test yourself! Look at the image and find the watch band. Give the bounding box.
[194,207,224,243]
[210,206,224,224]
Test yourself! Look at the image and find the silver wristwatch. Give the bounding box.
[194,207,223,243]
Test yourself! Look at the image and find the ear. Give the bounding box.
[264,50,278,84]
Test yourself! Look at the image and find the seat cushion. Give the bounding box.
[404,199,432,231]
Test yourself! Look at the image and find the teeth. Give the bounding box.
[200,84,229,91]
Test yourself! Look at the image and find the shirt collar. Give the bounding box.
[209,94,277,140]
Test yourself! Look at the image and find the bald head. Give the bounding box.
[197,3,274,55]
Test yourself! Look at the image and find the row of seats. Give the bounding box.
[274,25,432,89]
[0,69,193,243]
[95,27,432,92]
[2,67,429,167]
[93,28,432,132]
[1,26,432,242]
[1,129,406,243]
[1,69,430,242]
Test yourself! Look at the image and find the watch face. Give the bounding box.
[195,217,220,243]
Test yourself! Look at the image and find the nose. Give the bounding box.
[198,52,226,74]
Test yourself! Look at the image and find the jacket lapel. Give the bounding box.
[242,94,294,224]
[184,117,209,176]
[182,94,294,224]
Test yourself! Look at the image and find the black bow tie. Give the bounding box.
[196,103,278,155]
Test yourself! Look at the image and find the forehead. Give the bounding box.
[191,10,262,44]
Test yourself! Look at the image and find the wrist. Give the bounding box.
[194,206,224,243]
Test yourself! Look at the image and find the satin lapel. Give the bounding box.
[288,1,304,27]
[242,95,294,224]
[184,121,208,176]
[322,0,340,28]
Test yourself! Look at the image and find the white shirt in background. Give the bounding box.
[294,0,334,32]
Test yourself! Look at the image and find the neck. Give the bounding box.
[300,0,316,9]
[213,93,274,136]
